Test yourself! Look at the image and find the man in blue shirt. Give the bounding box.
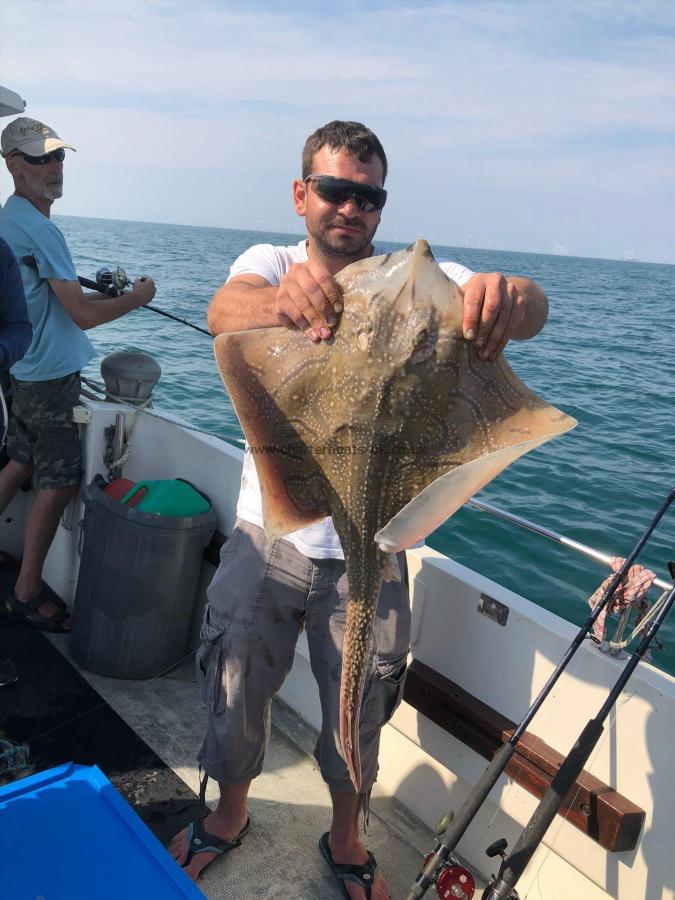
[0,117,156,631]
[0,236,32,685]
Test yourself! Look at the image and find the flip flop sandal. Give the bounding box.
[319,831,378,899]
[2,589,71,633]
[182,815,251,877]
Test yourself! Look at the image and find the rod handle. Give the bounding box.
[497,718,604,890]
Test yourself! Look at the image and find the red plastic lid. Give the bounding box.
[103,478,141,505]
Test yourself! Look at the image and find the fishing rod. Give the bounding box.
[90,266,213,337]
[405,486,675,900]
[482,562,675,900]
[20,256,212,337]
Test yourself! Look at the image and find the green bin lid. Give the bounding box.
[120,479,211,517]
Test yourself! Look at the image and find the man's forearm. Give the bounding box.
[79,291,146,330]
[49,278,155,330]
[507,276,548,340]
[207,282,280,335]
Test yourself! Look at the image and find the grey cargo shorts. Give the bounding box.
[197,518,411,794]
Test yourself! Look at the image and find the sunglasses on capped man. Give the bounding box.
[304,174,387,213]
[11,148,66,166]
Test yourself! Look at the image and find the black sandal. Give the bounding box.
[2,587,71,633]
[178,771,251,878]
[319,832,378,899]
[182,815,251,875]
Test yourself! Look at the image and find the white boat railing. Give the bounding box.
[466,497,672,593]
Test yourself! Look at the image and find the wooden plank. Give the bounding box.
[403,660,645,852]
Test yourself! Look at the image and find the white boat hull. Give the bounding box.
[4,397,670,899]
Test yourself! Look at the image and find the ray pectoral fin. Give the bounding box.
[214,332,330,538]
[375,422,576,553]
[259,462,330,539]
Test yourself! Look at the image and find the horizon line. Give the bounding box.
[51,211,673,268]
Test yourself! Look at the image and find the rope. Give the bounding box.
[79,377,151,471]
[587,557,664,659]
[80,376,237,445]
[608,586,671,652]
[110,397,151,469]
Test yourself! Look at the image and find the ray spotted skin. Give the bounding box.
[215,240,575,791]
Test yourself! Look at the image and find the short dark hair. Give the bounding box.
[302,120,388,184]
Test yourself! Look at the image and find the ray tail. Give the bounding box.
[339,589,380,793]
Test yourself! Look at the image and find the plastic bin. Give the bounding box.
[0,762,203,900]
[71,477,215,679]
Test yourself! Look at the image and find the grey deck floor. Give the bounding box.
[48,634,456,900]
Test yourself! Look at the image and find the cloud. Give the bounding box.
[2,0,674,260]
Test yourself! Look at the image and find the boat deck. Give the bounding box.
[46,633,480,899]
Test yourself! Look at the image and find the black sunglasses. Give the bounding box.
[304,174,387,213]
[12,148,66,166]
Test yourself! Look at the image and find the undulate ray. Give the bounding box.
[214,239,576,792]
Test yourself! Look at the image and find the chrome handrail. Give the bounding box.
[466,497,672,593]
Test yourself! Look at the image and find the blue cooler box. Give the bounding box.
[0,762,204,899]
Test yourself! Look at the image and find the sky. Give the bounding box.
[1,0,674,263]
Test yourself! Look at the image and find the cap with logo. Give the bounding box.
[0,117,75,158]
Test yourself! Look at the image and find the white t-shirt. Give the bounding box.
[227,239,475,559]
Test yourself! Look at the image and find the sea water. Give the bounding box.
[57,215,675,676]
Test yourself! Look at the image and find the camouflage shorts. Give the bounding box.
[7,373,82,490]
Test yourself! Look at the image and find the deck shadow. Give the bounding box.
[0,618,200,845]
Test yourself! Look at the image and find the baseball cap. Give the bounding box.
[1,117,75,158]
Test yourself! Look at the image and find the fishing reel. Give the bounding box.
[407,812,476,900]
[95,266,131,296]
[480,839,519,900]
[421,852,476,899]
